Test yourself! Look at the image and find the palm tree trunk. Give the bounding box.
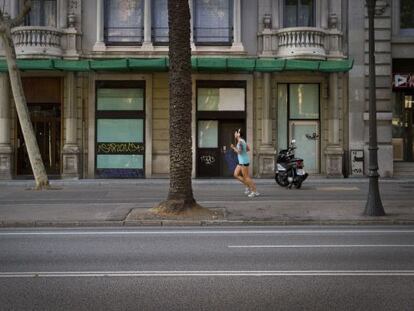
[0,21,49,189]
[155,0,196,213]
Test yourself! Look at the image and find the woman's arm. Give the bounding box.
[230,143,242,154]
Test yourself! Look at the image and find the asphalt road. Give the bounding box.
[1,226,414,310]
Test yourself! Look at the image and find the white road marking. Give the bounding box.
[316,187,360,191]
[1,270,414,278]
[228,245,414,248]
[1,229,414,236]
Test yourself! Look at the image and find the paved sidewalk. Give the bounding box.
[0,178,413,227]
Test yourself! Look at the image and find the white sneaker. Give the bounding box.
[248,191,260,198]
[244,187,250,195]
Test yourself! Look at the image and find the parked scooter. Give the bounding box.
[274,140,308,189]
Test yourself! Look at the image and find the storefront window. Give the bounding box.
[96,83,145,178]
[152,0,169,44]
[97,119,144,143]
[194,0,233,44]
[97,89,144,111]
[97,155,143,169]
[284,0,315,28]
[104,0,144,44]
[198,88,245,111]
[198,120,219,148]
[26,0,57,27]
[289,84,319,119]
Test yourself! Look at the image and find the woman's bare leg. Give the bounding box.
[234,165,248,187]
[241,166,256,192]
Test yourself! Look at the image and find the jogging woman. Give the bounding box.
[230,129,259,197]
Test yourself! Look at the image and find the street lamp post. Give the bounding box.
[364,0,386,216]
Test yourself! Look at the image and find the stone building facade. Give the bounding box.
[2,0,407,181]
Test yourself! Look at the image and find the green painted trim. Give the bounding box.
[227,58,256,72]
[255,59,286,72]
[194,57,227,71]
[90,59,129,71]
[285,59,320,71]
[53,59,90,71]
[319,59,354,72]
[0,57,355,73]
[129,58,168,71]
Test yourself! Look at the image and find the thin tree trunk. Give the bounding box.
[154,0,197,213]
[0,13,49,189]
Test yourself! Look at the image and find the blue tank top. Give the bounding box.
[237,139,250,165]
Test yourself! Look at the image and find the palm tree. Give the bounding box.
[155,0,197,213]
[0,0,49,189]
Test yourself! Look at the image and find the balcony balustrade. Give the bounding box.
[260,26,343,60]
[276,27,326,59]
[11,26,65,58]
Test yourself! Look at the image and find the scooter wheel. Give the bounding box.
[275,174,289,187]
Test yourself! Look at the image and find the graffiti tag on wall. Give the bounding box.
[200,155,216,165]
[97,143,144,154]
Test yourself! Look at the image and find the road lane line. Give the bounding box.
[1,270,414,278]
[228,245,414,248]
[2,229,414,236]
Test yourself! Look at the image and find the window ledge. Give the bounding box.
[91,43,246,55]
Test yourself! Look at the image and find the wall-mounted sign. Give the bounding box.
[393,73,414,89]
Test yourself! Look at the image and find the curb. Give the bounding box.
[2,219,414,228]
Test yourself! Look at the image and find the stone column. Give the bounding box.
[231,0,244,51]
[259,73,275,177]
[325,73,344,177]
[0,74,12,179]
[62,72,80,179]
[142,0,153,50]
[93,0,106,51]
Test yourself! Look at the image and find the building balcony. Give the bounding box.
[276,27,326,59]
[259,26,343,60]
[11,26,79,59]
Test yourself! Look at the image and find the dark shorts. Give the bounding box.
[239,163,250,167]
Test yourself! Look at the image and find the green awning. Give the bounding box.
[90,59,129,71]
[227,58,256,72]
[0,59,55,71]
[255,59,286,72]
[0,57,354,73]
[53,59,90,71]
[129,58,168,71]
[319,59,354,73]
[193,57,227,71]
[284,60,320,71]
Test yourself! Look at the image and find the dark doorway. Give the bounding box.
[17,77,62,176]
[17,103,61,175]
[393,92,414,162]
[197,120,244,178]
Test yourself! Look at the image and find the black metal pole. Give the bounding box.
[364,0,385,216]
